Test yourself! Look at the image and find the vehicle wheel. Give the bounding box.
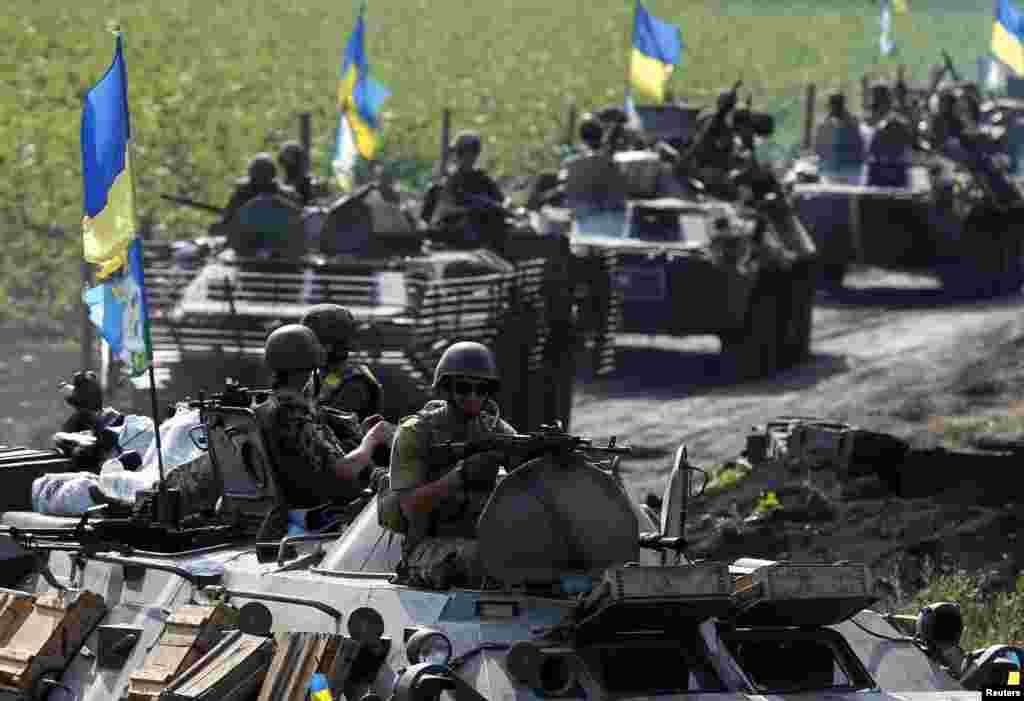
[820,262,847,290]
[721,288,779,382]
[777,264,814,368]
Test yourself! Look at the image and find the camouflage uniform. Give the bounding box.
[221,179,301,224]
[421,169,505,228]
[261,388,367,510]
[379,400,516,589]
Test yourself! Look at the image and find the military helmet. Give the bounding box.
[451,130,482,154]
[278,141,305,171]
[300,304,357,349]
[264,323,324,373]
[432,341,499,390]
[248,152,277,186]
[61,370,102,412]
[579,112,604,147]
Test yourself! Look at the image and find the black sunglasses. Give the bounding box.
[451,379,492,396]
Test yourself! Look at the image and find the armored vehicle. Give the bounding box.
[790,66,1024,298]
[530,95,818,380]
[0,410,1019,701]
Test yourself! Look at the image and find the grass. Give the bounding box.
[927,400,1024,448]
[1,0,998,333]
[899,567,1024,652]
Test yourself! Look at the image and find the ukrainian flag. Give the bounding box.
[80,34,153,377]
[994,0,1024,76]
[81,34,136,280]
[333,3,390,189]
[630,0,683,104]
[309,673,334,701]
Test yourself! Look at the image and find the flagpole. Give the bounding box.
[119,29,170,521]
[625,0,636,106]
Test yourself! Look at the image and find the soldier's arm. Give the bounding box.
[302,420,377,484]
[389,420,462,521]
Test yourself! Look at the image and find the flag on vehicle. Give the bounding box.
[80,33,153,377]
[309,673,334,701]
[81,33,136,280]
[629,0,683,103]
[333,2,391,190]
[993,0,1024,76]
[880,0,896,57]
[82,237,154,376]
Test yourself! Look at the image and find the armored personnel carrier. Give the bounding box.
[529,91,817,380]
[0,406,1019,701]
[789,66,1024,298]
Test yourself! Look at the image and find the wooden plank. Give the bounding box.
[257,633,342,701]
[0,595,35,648]
[127,604,235,701]
[0,590,106,689]
[163,632,273,701]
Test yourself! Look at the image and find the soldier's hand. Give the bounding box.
[361,413,385,433]
[457,450,503,489]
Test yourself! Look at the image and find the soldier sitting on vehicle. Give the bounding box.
[561,113,629,211]
[814,92,865,183]
[59,370,123,435]
[217,153,302,227]
[379,341,518,590]
[277,141,328,206]
[256,323,394,539]
[421,131,508,248]
[300,304,384,423]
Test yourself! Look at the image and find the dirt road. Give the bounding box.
[573,268,1024,502]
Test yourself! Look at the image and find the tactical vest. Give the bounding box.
[320,364,383,417]
[400,401,511,549]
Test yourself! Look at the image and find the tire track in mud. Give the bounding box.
[572,271,1024,501]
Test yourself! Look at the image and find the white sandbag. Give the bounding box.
[31,472,100,516]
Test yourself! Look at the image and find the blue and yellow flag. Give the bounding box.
[880,0,896,57]
[81,34,136,280]
[82,237,154,376]
[308,672,334,701]
[994,0,1024,76]
[333,3,391,189]
[630,0,683,104]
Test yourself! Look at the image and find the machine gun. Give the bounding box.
[429,423,632,469]
[161,194,225,216]
[675,79,744,171]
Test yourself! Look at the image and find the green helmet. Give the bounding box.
[432,341,499,390]
[301,304,357,350]
[264,324,324,373]
[248,152,277,186]
[278,141,305,172]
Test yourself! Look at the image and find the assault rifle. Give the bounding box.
[160,193,225,216]
[429,423,632,468]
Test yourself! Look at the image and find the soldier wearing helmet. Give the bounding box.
[256,323,394,538]
[420,131,507,245]
[578,113,605,153]
[300,303,384,422]
[216,152,302,227]
[379,341,518,589]
[277,141,328,206]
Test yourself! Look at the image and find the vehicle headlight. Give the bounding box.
[406,629,453,666]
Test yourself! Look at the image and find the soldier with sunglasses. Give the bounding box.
[379,340,517,589]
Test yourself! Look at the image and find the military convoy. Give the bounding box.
[789,59,1024,298]
[528,89,817,380]
[0,390,1020,701]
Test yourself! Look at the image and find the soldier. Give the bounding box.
[300,303,384,422]
[420,131,507,244]
[257,324,394,538]
[216,153,302,228]
[578,112,606,153]
[379,341,518,589]
[59,371,122,435]
[865,82,895,128]
[814,92,865,183]
[277,141,328,206]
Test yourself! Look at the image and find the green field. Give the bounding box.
[0,0,999,333]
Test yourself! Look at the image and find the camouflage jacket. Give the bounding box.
[221,179,301,223]
[379,400,516,547]
[421,169,505,226]
[259,388,365,509]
